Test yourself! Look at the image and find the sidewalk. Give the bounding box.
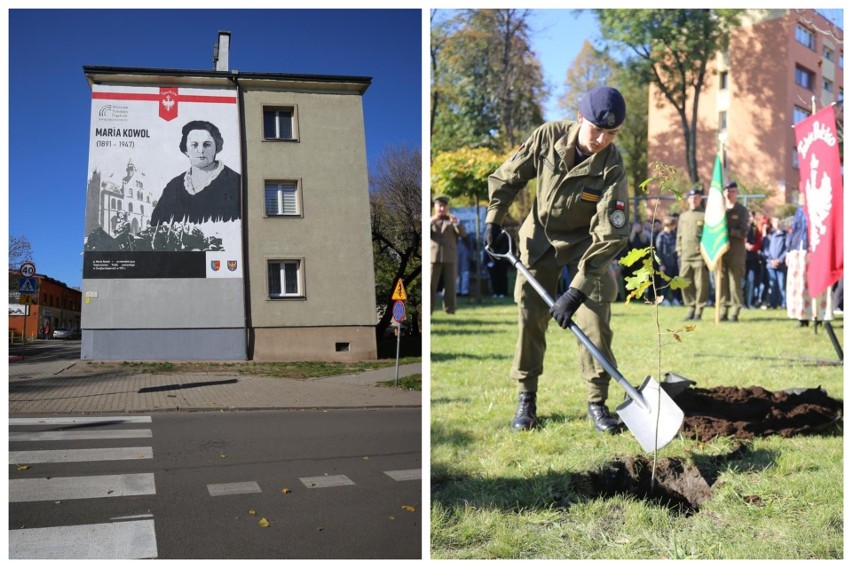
[8,354,422,415]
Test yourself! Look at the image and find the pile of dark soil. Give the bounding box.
[673,385,843,442]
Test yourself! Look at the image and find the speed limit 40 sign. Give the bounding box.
[19,262,36,278]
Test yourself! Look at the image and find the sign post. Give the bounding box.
[18,262,36,359]
[390,279,407,388]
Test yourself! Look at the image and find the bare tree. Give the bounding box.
[370,145,422,339]
[9,234,34,269]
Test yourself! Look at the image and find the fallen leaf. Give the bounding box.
[258,518,270,528]
[17,465,30,471]
[248,509,257,516]
[363,456,369,460]
[220,454,227,459]
[107,489,114,495]
[388,516,396,521]
[401,505,416,512]
[281,488,291,494]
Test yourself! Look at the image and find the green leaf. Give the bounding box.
[669,275,690,290]
[619,247,650,267]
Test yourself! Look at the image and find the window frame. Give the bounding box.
[795,25,816,50]
[262,106,300,142]
[267,258,305,300]
[264,179,303,218]
[794,65,815,90]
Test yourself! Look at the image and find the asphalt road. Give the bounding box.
[8,408,423,559]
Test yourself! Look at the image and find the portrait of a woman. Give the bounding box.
[150,120,241,226]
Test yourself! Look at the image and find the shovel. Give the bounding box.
[485,230,684,453]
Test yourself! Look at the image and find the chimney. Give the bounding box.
[213,31,231,72]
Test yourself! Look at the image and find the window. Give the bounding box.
[794,66,814,90]
[823,46,834,62]
[793,106,809,125]
[268,260,302,298]
[263,107,297,140]
[792,147,799,169]
[265,181,301,216]
[823,78,834,95]
[795,25,816,50]
[718,111,727,130]
[718,71,728,90]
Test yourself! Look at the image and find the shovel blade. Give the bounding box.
[616,375,684,453]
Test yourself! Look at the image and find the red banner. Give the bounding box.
[794,105,843,298]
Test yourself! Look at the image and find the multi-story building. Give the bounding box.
[80,32,377,362]
[8,270,82,339]
[647,8,843,213]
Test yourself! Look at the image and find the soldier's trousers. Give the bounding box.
[431,261,458,314]
[720,252,746,317]
[511,246,617,404]
[680,260,709,314]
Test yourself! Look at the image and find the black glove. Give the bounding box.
[549,287,587,328]
[485,223,509,254]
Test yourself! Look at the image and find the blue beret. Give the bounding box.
[579,86,626,129]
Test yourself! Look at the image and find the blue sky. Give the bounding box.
[5,8,422,289]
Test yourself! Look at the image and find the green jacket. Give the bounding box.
[486,120,630,297]
[676,207,706,263]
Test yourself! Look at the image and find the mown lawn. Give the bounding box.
[430,297,843,559]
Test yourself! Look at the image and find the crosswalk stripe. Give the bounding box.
[384,469,421,481]
[10,446,153,464]
[207,481,263,496]
[10,429,153,442]
[9,473,156,503]
[300,474,356,488]
[9,519,158,559]
[9,416,152,425]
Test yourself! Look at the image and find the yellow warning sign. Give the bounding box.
[392,278,407,301]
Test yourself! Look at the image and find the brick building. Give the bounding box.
[8,270,82,340]
[646,8,843,214]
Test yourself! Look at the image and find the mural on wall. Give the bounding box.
[83,85,242,279]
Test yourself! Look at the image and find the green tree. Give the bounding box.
[431,9,547,155]
[594,9,743,183]
[370,145,422,341]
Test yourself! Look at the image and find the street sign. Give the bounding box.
[392,278,407,301]
[20,294,33,305]
[392,300,405,322]
[19,262,36,278]
[19,277,38,294]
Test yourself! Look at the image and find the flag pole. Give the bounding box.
[715,138,726,325]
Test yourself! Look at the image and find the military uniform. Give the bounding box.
[430,215,466,314]
[719,201,749,319]
[676,205,709,318]
[486,119,630,404]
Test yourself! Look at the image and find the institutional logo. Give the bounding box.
[211,260,221,271]
[227,261,238,271]
[160,87,179,121]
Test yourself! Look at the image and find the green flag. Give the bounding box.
[700,154,729,271]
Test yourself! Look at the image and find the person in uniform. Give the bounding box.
[430,195,467,314]
[676,187,709,320]
[718,181,750,322]
[485,86,630,434]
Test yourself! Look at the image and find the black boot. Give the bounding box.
[683,310,695,321]
[511,392,537,431]
[587,402,620,434]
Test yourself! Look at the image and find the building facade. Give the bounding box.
[80,33,377,361]
[8,271,82,339]
[647,9,843,213]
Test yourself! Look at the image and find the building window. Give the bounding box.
[823,78,834,95]
[718,111,727,130]
[264,181,301,216]
[793,106,810,125]
[263,107,297,141]
[268,260,303,298]
[718,71,728,90]
[795,25,816,50]
[794,65,815,90]
[792,147,799,170]
[823,46,834,62]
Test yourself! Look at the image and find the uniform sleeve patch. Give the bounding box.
[580,187,602,203]
[610,209,626,228]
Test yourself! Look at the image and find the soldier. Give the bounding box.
[430,195,466,314]
[719,181,750,322]
[677,187,709,320]
[485,86,630,434]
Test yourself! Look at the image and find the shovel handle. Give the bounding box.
[486,231,649,412]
